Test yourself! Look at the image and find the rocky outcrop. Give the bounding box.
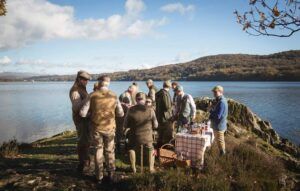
[194,97,300,159]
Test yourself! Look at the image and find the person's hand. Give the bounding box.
[192,115,196,121]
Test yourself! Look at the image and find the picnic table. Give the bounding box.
[175,124,214,169]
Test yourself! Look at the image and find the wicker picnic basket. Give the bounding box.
[159,144,176,167]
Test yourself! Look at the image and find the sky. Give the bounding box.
[0,0,299,75]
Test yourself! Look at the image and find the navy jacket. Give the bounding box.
[209,96,228,131]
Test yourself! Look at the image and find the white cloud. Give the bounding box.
[0,0,167,50]
[125,0,145,16]
[15,58,47,66]
[0,56,12,65]
[160,2,195,15]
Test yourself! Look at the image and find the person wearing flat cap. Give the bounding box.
[155,80,173,148]
[124,92,158,173]
[209,85,228,156]
[174,85,196,132]
[69,70,92,174]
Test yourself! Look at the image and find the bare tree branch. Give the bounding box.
[0,0,6,16]
[235,0,300,37]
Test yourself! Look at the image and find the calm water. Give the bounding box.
[0,81,299,145]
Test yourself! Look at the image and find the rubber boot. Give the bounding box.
[148,149,155,173]
[128,150,136,173]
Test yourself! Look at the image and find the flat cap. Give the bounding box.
[212,85,224,92]
[77,70,91,80]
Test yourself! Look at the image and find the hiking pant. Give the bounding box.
[214,130,226,152]
[92,130,115,181]
[74,119,90,169]
[157,121,174,148]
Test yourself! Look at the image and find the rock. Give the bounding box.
[194,97,300,158]
[195,110,209,122]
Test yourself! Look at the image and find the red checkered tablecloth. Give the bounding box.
[175,128,214,168]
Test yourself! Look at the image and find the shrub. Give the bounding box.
[118,141,284,191]
[0,139,19,158]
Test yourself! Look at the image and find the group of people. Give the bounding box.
[69,70,228,185]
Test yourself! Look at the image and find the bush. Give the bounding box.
[121,170,230,191]
[117,141,284,191]
[0,139,19,158]
[204,142,284,191]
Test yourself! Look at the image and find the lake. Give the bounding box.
[0,81,299,145]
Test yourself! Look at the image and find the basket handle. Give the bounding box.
[160,143,174,150]
[168,138,176,145]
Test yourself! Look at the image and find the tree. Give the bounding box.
[234,0,300,37]
[0,0,6,16]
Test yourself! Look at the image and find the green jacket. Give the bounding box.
[124,104,158,147]
[155,89,172,124]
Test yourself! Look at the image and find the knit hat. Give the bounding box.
[175,85,183,92]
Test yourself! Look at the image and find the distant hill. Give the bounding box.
[2,50,300,81]
[0,72,39,81]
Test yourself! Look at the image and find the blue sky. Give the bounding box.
[0,0,299,75]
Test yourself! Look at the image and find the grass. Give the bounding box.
[0,130,298,191]
[119,140,285,191]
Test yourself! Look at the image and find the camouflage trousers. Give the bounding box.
[92,130,115,181]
